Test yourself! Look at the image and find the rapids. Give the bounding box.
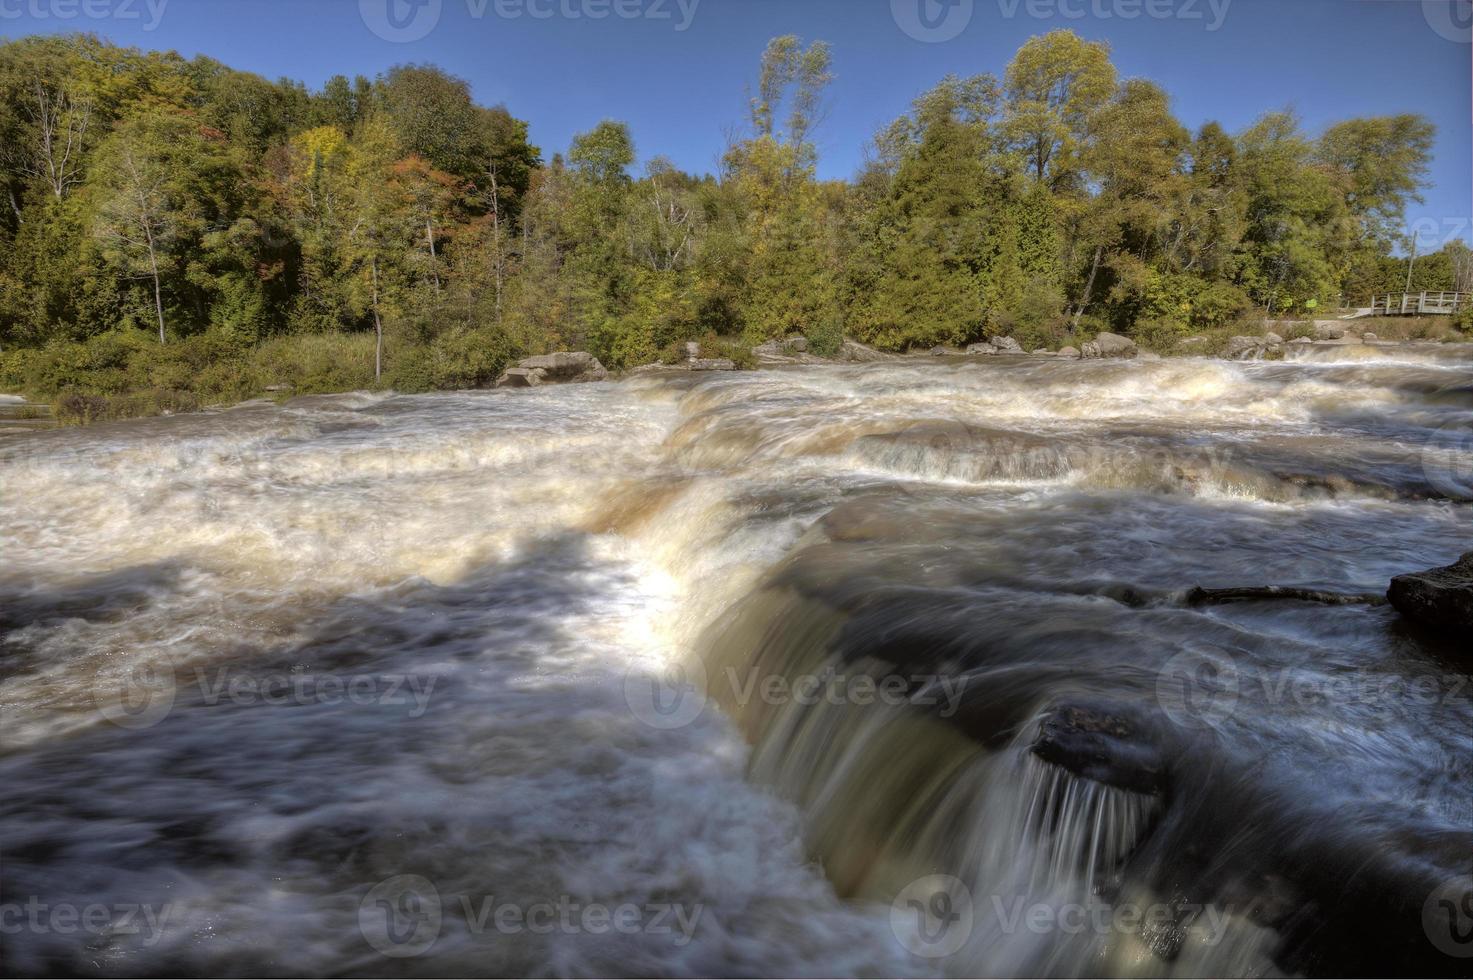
[1,345,1471,977]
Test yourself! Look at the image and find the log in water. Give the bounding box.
[1,346,1471,977]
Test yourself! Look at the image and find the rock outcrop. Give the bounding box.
[495,352,608,388]
[1388,552,1473,634]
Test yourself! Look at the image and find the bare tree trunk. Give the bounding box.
[426,218,440,292]
[370,255,383,384]
[1072,245,1103,330]
[143,220,165,343]
[489,171,503,324]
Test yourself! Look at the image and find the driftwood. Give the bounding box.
[1184,585,1387,607]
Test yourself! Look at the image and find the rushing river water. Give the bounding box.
[2,346,1471,978]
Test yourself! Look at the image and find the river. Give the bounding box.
[2,346,1471,977]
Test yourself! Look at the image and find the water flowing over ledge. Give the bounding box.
[1,350,1471,977]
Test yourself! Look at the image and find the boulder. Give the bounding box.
[784,335,809,353]
[1388,552,1473,634]
[496,352,607,388]
[1092,331,1138,359]
[966,342,998,355]
[1080,341,1101,359]
[1362,332,1378,342]
[989,336,1024,354]
[1263,332,1284,346]
[1057,346,1080,358]
[836,339,893,363]
[1223,335,1265,360]
[1313,321,1347,340]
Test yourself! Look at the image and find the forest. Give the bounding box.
[1,30,1468,415]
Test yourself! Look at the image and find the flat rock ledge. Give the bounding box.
[1388,551,1473,635]
[496,352,608,388]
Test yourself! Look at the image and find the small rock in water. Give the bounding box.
[1388,552,1473,635]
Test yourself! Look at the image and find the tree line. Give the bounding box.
[0,30,1465,402]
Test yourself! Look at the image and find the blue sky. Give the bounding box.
[6,0,1470,247]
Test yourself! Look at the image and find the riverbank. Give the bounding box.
[2,316,1468,426]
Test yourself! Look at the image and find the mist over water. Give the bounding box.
[2,347,1471,977]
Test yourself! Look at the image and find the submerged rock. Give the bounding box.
[1388,552,1473,634]
[496,351,607,387]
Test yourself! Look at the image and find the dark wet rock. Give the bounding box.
[1388,552,1473,634]
[1031,702,1167,795]
[496,351,607,387]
